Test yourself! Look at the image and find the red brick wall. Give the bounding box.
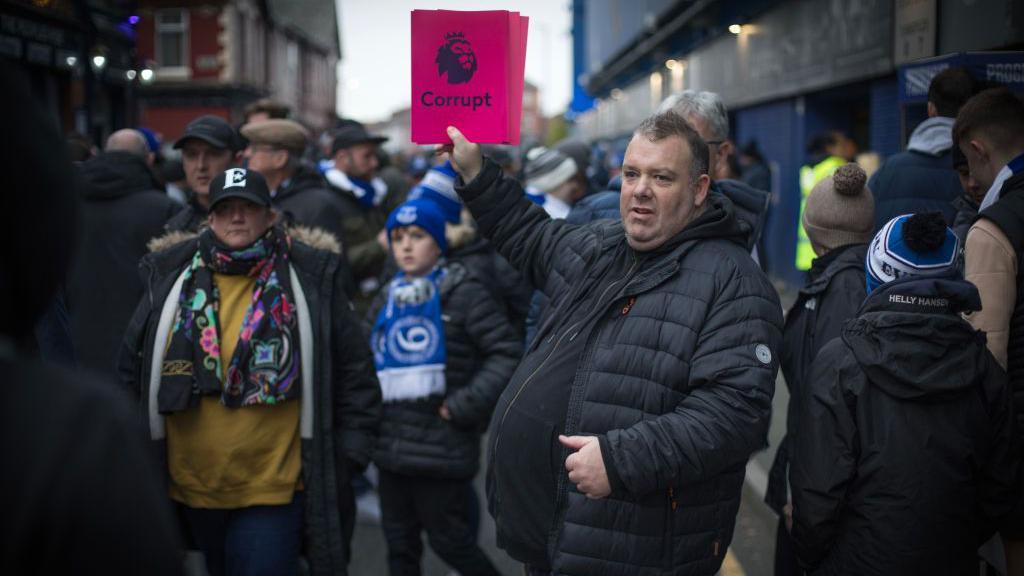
[140,106,230,144]
[132,4,222,76]
[189,8,222,79]
[137,12,155,63]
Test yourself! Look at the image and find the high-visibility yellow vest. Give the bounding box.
[795,155,846,271]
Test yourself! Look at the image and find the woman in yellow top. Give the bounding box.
[120,168,382,576]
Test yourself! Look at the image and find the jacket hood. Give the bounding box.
[79,151,161,200]
[843,275,988,401]
[713,178,769,210]
[712,178,770,251]
[906,116,955,156]
[275,162,329,200]
[147,224,342,255]
[446,214,478,252]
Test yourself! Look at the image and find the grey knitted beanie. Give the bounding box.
[802,163,875,257]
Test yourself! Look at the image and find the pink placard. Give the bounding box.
[509,14,529,144]
[411,10,527,145]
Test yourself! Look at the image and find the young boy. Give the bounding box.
[789,212,1018,575]
[766,162,874,576]
[368,198,522,576]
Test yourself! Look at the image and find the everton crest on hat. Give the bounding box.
[209,168,272,209]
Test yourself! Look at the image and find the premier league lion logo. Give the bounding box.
[436,31,477,85]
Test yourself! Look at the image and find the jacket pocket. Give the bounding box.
[491,405,558,556]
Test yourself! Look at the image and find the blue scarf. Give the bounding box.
[371,266,447,402]
[350,176,383,210]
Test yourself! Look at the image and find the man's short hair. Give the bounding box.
[659,90,729,141]
[953,87,1024,150]
[635,111,709,180]
[244,98,290,121]
[928,67,976,118]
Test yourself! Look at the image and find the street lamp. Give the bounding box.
[140,68,155,83]
[125,69,137,81]
[91,54,106,70]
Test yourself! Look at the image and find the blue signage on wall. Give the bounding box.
[899,51,1024,103]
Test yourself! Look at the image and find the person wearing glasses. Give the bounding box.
[659,90,771,266]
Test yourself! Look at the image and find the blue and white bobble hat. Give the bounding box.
[865,214,960,293]
[408,161,462,224]
[386,199,449,255]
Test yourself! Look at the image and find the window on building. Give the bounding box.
[156,9,189,69]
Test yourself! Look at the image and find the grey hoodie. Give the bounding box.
[906,116,955,156]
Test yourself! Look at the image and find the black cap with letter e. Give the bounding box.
[208,168,272,209]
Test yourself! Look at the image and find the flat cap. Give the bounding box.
[240,119,309,152]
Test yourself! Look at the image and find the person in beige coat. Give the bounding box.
[955,86,1024,572]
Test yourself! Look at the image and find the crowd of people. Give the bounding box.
[4,54,1024,576]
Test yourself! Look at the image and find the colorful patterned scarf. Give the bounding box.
[158,227,301,413]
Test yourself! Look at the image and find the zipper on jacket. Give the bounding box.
[536,254,642,560]
[621,296,636,315]
[491,254,639,464]
[663,484,677,569]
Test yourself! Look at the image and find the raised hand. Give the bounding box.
[435,125,483,184]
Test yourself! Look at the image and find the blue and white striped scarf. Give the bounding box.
[371,267,447,402]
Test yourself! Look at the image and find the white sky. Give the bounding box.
[336,0,573,122]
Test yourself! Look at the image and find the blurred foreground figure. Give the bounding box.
[0,63,182,575]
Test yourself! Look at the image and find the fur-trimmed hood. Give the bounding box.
[147,225,342,255]
[445,207,478,252]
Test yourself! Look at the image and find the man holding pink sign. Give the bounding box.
[438,109,782,575]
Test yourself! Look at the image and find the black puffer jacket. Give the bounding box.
[275,163,348,245]
[366,261,522,479]
[118,226,382,576]
[459,160,783,575]
[67,151,180,376]
[790,276,1018,575]
[765,244,867,514]
[448,236,532,337]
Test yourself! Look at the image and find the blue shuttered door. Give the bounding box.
[734,99,804,288]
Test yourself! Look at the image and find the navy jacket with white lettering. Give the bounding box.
[790,275,1018,575]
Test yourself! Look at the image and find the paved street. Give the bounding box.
[348,458,780,576]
